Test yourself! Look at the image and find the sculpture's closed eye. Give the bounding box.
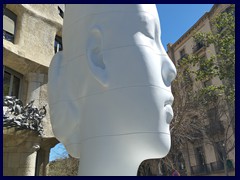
[140,15,155,40]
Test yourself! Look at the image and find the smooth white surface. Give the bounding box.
[48,4,176,176]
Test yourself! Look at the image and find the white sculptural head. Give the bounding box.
[48,4,176,176]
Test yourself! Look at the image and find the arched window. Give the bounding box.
[3,5,17,43]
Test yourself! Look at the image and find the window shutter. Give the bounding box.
[3,15,15,34]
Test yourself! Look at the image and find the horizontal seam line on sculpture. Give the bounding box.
[49,84,172,106]
[64,10,157,31]
[65,131,170,145]
[102,44,168,55]
[50,44,168,69]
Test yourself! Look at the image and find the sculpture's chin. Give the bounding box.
[158,133,171,157]
[151,132,171,158]
[63,132,171,159]
[65,143,81,158]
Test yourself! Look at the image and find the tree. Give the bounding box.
[196,94,235,176]
[161,53,205,176]
[178,4,235,176]
[48,156,79,176]
[183,5,235,105]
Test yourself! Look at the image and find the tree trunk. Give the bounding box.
[224,158,229,176]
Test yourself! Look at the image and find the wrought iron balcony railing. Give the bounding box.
[191,161,225,175]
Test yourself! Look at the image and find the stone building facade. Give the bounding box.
[167,4,235,176]
[3,4,64,176]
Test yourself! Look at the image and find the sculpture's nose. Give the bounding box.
[161,55,177,87]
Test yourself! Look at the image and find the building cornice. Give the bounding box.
[171,12,209,50]
[169,4,220,50]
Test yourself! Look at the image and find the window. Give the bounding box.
[177,153,186,170]
[191,146,207,174]
[183,69,192,83]
[3,6,17,43]
[223,6,234,16]
[192,42,204,53]
[180,48,186,58]
[217,6,234,33]
[178,48,187,65]
[58,4,65,18]
[203,79,212,87]
[207,107,217,121]
[195,146,206,166]
[3,66,22,98]
[54,35,63,53]
[199,55,208,72]
[213,141,225,170]
[206,107,224,136]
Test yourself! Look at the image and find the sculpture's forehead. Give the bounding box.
[66,4,158,20]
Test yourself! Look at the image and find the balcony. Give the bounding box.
[205,120,225,137]
[210,161,224,172]
[191,161,225,175]
[177,54,188,65]
[192,43,205,53]
[191,164,209,175]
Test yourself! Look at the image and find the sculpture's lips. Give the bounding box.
[164,104,173,124]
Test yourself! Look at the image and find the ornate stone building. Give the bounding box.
[167,4,235,176]
[3,4,64,176]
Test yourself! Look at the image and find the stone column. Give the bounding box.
[3,128,41,176]
[35,148,50,176]
[17,146,40,176]
[35,138,59,176]
[26,72,45,106]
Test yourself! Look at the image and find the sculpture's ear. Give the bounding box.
[87,27,108,87]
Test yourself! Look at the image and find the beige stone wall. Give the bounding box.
[3,4,63,138]
[5,4,62,67]
[3,128,41,176]
[3,4,62,176]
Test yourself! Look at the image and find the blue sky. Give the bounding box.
[49,4,214,162]
[157,4,213,50]
[50,143,68,161]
